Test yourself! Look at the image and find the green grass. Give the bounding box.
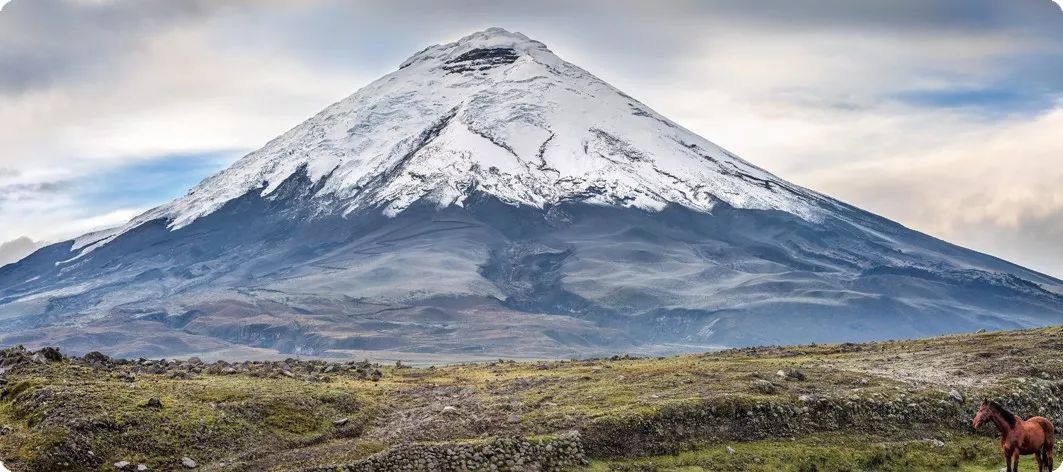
[0,364,382,471]
[581,434,1032,472]
[3,327,1063,470]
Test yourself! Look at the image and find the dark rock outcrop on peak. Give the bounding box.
[443,47,521,74]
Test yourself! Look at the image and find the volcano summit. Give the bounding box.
[1,28,1061,359]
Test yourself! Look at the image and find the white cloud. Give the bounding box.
[575,20,1063,277]
[0,236,40,266]
[0,1,365,244]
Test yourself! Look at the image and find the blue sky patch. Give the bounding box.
[76,150,244,211]
[894,87,1056,116]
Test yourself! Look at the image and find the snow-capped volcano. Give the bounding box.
[85,28,815,251]
[2,28,1062,359]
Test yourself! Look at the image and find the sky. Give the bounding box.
[0,0,1062,277]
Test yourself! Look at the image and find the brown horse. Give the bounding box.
[973,399,1055,472]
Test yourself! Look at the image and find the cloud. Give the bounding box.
[0,150,241,244]
[0,0,360,245]
[0,236,40,267]
[760,103,1063,277]
[0,181,64,208]
[0,0,218,94]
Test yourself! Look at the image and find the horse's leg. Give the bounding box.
[1013,449,1022,472]
[1048,444,1055,472]
[1037,450,1045,472]
[1045,443,1055,472]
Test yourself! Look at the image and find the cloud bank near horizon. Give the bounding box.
[0,0,1062,276]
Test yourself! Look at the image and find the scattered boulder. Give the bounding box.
[38,347,64,362]
[752,379,778,394]
[136,465,148,471]
[143,397,163,409]
[114,461,131,469]
[776,368,806,381]
[181,457,197,469]
[83,351,111,365]
[333,418,350,426]
[32,387,54,405]
[948,389,964,403]
[169,370,190,380]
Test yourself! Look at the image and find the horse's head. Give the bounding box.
[973,399,992,429]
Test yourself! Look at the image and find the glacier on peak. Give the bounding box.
[81,27,819,254]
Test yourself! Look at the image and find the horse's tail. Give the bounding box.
[1037,417,1055,470]
[1043,418,1056,447]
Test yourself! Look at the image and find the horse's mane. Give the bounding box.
[989,401,1017,427]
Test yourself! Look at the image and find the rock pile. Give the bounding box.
[304,433,585,472]
[0,346,384,384]
[1,345,55,370]
[1,345,66,400]
[118,357,384,383]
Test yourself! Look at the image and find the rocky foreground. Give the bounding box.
[2,328,1063,471]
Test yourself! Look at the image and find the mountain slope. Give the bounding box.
[1,28,1061,358]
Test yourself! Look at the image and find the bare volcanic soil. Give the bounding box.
[2,328,1063,471]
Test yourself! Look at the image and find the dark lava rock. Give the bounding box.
[38,346,64,362]
[752,379,778,394]
[82,351,111,365]
[777,368,807,381]
[143,397,164,409]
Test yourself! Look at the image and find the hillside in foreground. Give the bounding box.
[2,327,1063,471]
